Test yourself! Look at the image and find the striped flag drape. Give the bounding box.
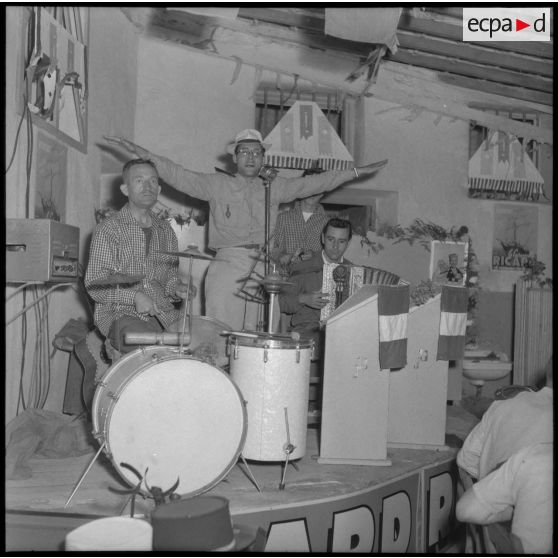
[437,286,469,361]
[378,285,410,369]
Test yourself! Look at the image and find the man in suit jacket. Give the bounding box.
[279,217,352,357]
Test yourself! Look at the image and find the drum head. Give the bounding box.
[106,357,246,497]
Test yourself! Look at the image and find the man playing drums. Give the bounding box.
[85,158,194,355]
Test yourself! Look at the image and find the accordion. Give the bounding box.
[320,262,402,321]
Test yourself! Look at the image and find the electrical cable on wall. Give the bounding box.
[8,283,74,413]
[6,283,74,326]
[44,294,52,407]
[25,101,33,219]
[6,281,44,302]
[4,95,27,174]
[17,290,28,414]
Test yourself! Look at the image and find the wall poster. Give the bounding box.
[492,204,538,270]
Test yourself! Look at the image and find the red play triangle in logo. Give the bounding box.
[516,18,530,31]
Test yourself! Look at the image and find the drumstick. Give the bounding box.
[220,330,302,341]
[220,330,260,339]
[64,442,106,508]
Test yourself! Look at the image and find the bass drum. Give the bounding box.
[92,346,246,496]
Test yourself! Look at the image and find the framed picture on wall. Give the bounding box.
[429,241,468,286]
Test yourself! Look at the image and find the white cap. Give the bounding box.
[227,129,271,154]
[65,517,153,551]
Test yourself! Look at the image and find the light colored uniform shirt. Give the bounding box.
[470,443,553,554]
[457,387,553,479]
[148,152,354,249]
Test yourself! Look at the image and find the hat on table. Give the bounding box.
[227,129,272,155]
[151,495,258,551]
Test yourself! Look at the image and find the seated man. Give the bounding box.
[279,217,352,360]
[85,158,194,355]
[457,360,553,481]
[456,442,553,554]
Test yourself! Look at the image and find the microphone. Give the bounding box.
[259,165,279,183]
[332,265,348,308]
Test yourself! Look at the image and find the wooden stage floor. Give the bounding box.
[6,404,479,552]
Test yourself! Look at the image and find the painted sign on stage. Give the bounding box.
[233,472,420,553]
[232,455,460,553]
[422,458,460,553]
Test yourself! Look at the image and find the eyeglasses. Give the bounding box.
[236,148,264,158]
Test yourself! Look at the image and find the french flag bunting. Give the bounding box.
[437,285,468,360]
[378,285,410,369]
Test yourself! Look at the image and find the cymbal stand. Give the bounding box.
[178,255,194,353]
[261,166,278,331]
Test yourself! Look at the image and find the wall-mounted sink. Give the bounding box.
[463,349,512,396]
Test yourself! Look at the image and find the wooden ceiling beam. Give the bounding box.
[438,73,552,107]
[390,49,553,93]
[237,7,324,31]
[397,31,553,77]
[163,8,371,60]
[398,12,553,59]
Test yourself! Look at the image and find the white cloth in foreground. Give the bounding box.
[457,387,553,479]
[467,443,553,554]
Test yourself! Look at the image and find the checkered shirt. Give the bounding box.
[85,203,182,336]
[273,203,330,260]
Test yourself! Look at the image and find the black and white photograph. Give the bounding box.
[5,6,553,554]
[430,240,468,286]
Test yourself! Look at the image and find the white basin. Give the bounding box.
[462,350,512,385]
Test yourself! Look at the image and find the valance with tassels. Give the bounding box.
[468,130,546,202]
[263,101,354,170]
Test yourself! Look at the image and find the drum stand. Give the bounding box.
[237,455,262,492]
[279,407,296,490]
[64,442,106,508]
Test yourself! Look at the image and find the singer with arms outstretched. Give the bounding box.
[105,130,386,330]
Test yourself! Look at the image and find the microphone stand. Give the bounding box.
[259,166,278,332]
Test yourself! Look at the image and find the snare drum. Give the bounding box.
[92,346,246,496]
[229,334,313,461]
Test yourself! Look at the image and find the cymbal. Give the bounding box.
[89,273,145,286]
[160,247,215,261]
[260,278,295,291]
